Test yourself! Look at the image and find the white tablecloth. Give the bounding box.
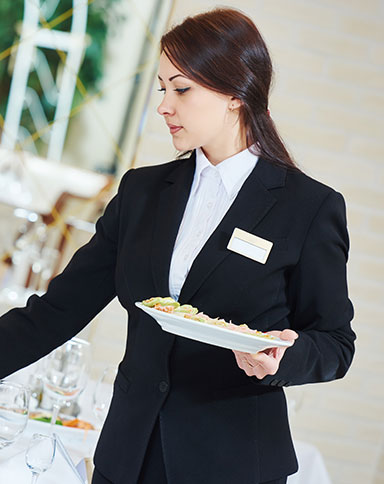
[0,368,332,483]
[0,418,98,483]
[288,440,332,484]
[0,429,331,484]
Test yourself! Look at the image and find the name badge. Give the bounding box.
[227,228,273,264]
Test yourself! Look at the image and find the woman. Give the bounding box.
[0,7,355,484]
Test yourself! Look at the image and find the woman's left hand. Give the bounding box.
[232,329,299,379]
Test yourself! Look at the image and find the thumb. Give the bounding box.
[279,329,299,341]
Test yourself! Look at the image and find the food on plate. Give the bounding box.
[142,297,198,315]
[142,296,180,313]
[30,413,63,425]
[29,412,95,430]
[174,304,199,315]
[63,418,94,430]
[141,297,276,340]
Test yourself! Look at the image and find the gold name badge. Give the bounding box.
[227,228,273,264]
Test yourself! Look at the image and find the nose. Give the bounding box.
[157,94,174,117]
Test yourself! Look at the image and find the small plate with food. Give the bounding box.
[135,297,292,353]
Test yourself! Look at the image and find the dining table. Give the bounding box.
[0,364,100,483]
[0,364,332,484]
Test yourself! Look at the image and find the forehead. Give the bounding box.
[157,52,232,103]
[158,52,185,79]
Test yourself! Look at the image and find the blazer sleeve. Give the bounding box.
[0,170,131,379]
[262,190,355,387]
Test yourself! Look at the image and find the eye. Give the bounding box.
[174,88,190,95]
[157,87,190,95]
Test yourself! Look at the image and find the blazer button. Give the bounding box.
[159,381,169,393]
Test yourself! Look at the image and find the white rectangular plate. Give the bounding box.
[135,302,292,353]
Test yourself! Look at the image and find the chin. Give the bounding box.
[172,135,202,152]
[172,140,195,152]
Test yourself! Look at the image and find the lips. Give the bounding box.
[167,124,183,134]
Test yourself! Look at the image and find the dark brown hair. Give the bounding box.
[160,7,298,170]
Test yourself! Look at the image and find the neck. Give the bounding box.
[202,127,248,166]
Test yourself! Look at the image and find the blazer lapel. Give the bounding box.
[179,158,287,303]
[151,153,196,296]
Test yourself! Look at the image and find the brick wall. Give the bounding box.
[132,1,384,483]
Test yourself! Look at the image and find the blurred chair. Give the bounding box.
[0,147,112,309]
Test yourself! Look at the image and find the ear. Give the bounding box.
[228,97,243,111]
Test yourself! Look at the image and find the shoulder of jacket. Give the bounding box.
[114,157,190,193]
[130,157,189,178]
[286,167,340,201]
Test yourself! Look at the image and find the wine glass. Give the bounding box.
[42,337,91,430]
[93,366,117,424]
[0,380,30,450]
[25,433,56,483]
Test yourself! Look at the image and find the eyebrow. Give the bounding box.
[157,74,188,82]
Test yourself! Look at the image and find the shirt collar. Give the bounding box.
[191,146,259,199]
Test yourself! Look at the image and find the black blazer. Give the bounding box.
[0,152,355,483]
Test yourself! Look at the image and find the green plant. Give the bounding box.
[0,0,123,149]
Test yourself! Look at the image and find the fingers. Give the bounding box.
[233,350,278,378]
[243,352,262,377]
[250,351,279,376]
[233,350,256,377]
[279,329,299,341]
[232,329,298,379]
[267,329,298,342]
[233,350,254,376]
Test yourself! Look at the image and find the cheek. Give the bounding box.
[203,97,228,127]
[185,99,227,133]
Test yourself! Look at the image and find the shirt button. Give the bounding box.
[207,202,213,209]
[159,381,169,393]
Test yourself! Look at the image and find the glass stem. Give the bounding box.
[31,471,40,484]
[49,401,61,433]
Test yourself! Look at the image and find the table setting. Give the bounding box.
[0,338,112,484]
[0,319,332,484]
[0,417,97,483]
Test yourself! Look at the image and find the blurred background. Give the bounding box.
[0,1,383,483]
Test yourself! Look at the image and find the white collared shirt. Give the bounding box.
[169,147,259,300]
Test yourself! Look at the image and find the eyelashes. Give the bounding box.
[157,87,190,95]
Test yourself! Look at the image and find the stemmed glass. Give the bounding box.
[0,380,30,450]
[25,433,56,483]
[93,366,117,425]
[42,338,91,430]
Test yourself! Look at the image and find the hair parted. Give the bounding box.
[160,7,298,170]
